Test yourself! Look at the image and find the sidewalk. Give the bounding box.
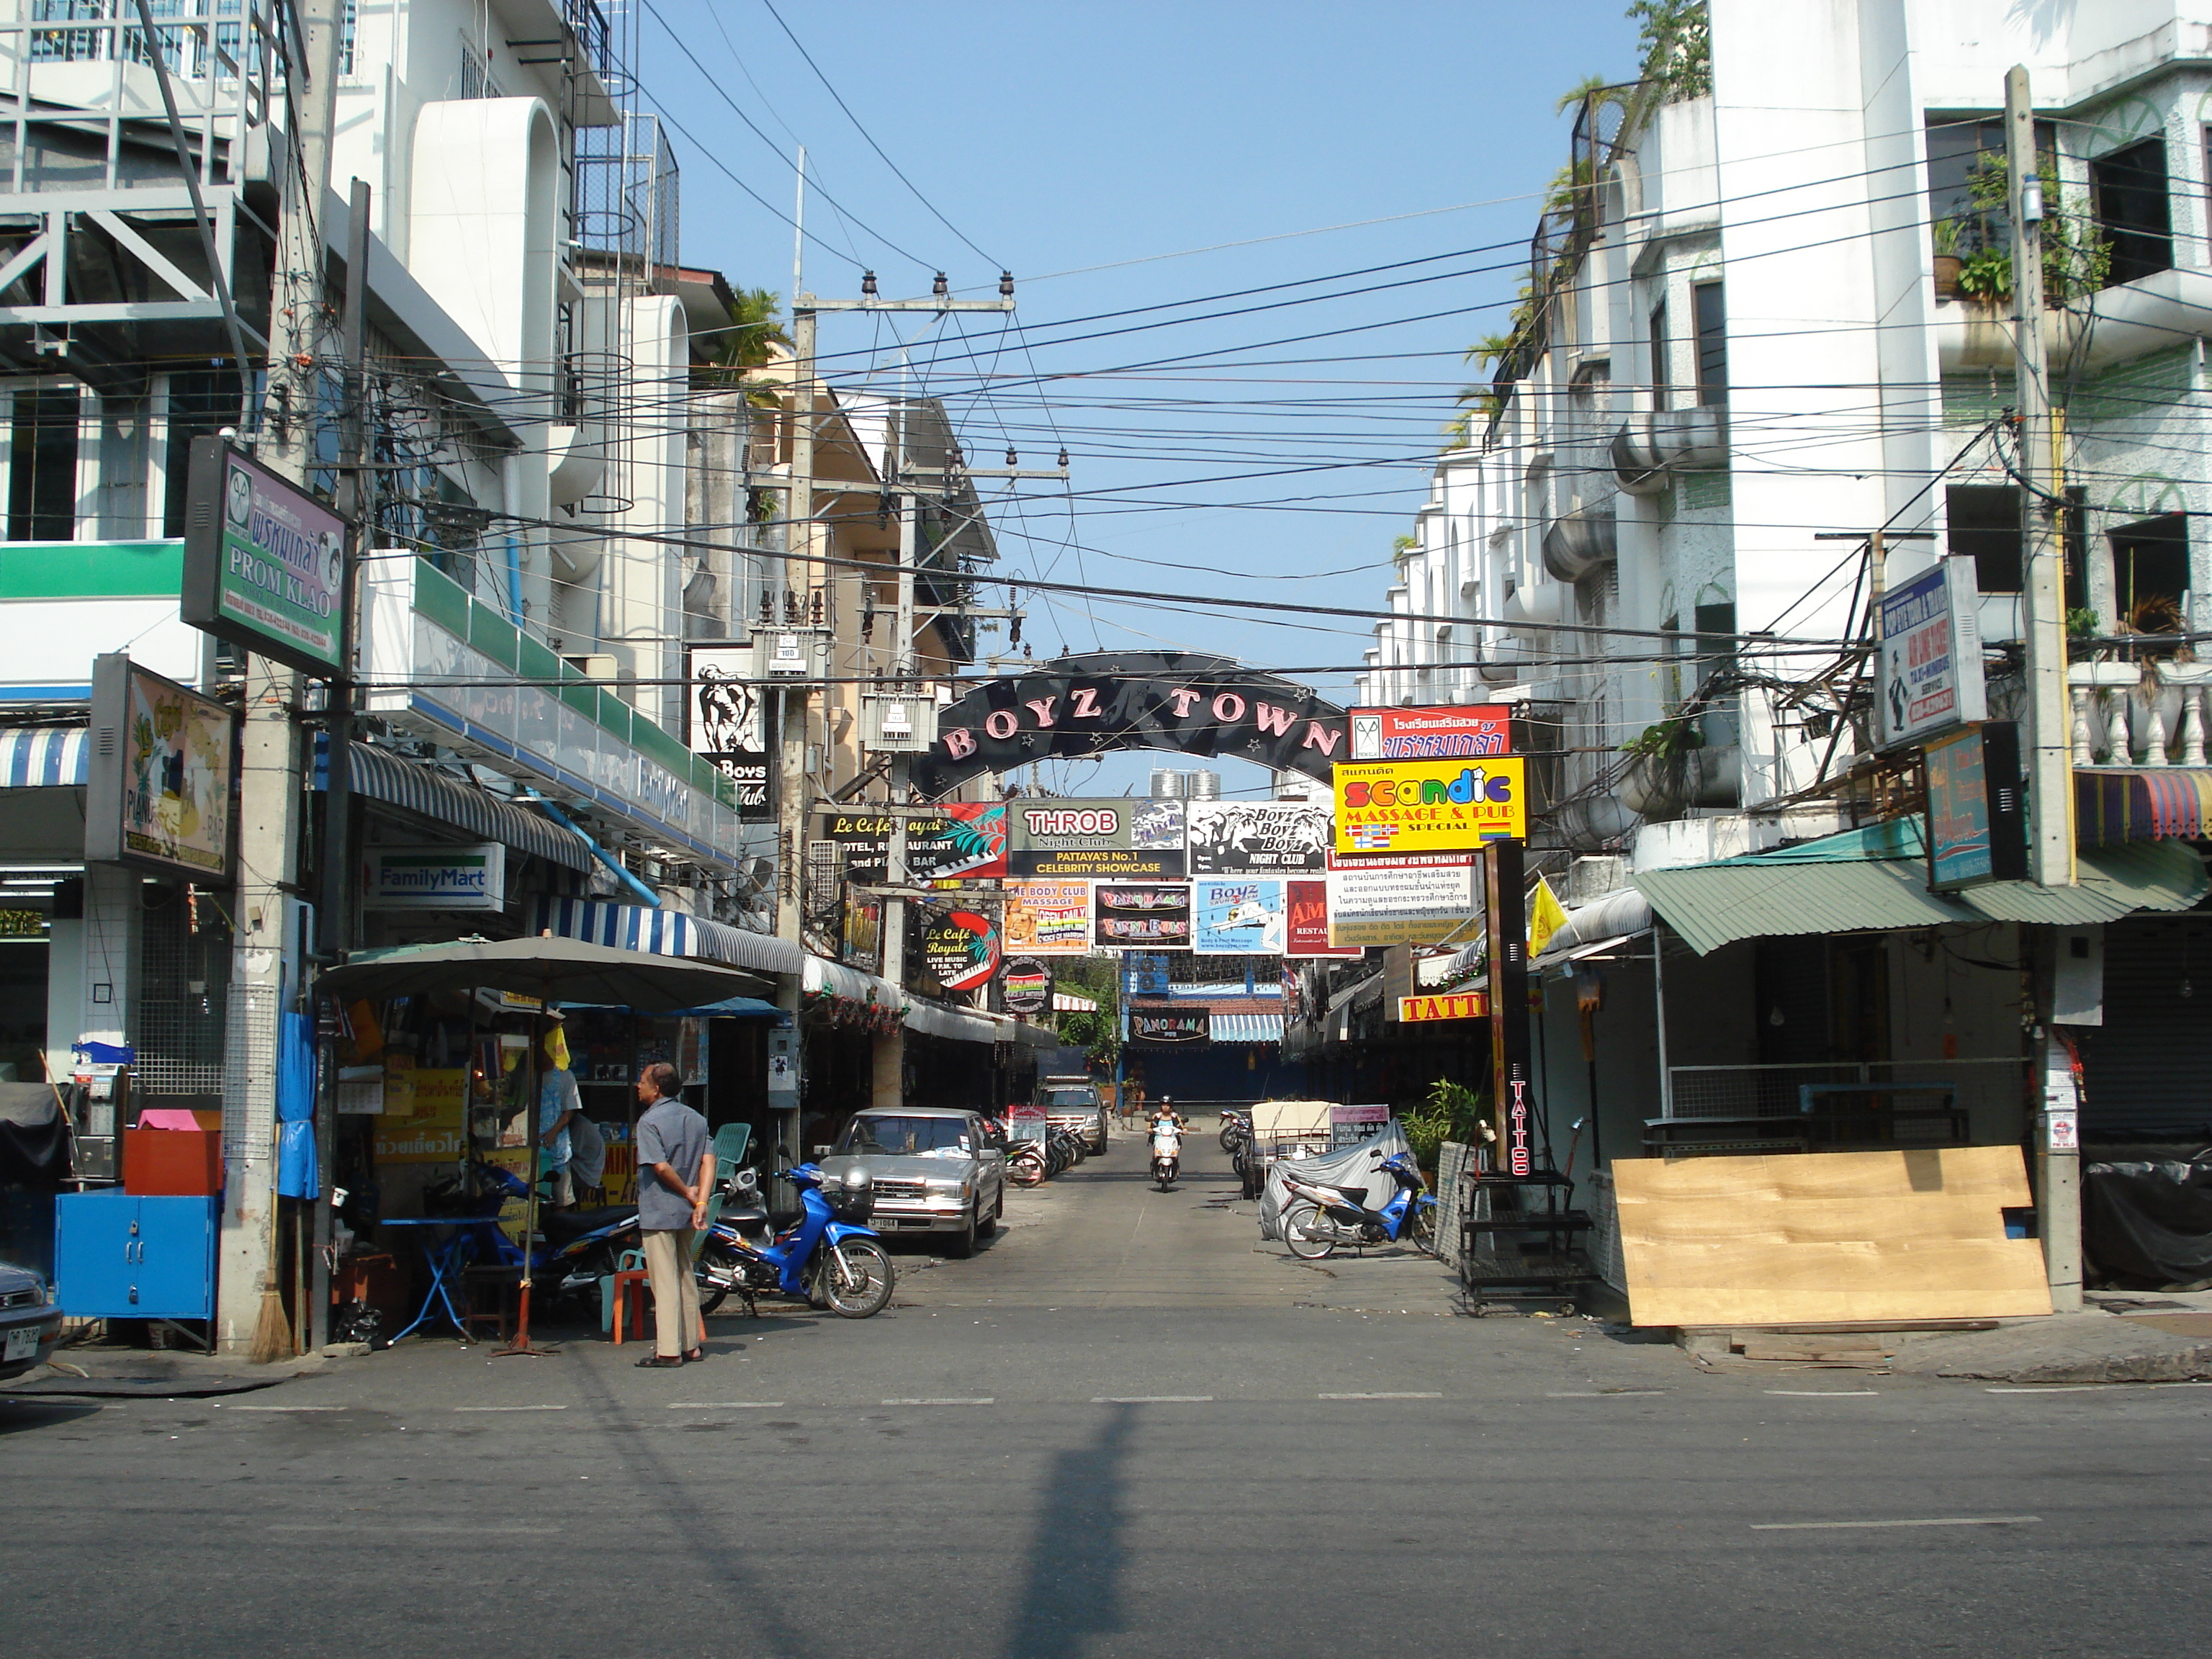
[1,1342,353,1398]
[1883,1290,2212,1385]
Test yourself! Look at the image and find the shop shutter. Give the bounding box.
[2077,914,2212,1142]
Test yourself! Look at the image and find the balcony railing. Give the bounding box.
[2069,660,2212,766]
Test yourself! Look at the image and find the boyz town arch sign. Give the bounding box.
[914,652,1348,799]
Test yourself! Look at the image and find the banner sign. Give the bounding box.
[1192,878,1287,954]
[1008,1101,1050,1142]
[1876,557,1986,749]
[1130,1009,1209,1044]
[1285,878,1361,958]
[180,437,346,674]
[1186,800,1331,873]
[1010,797,1184,878]
[1003,879,1092,955]
[1093,882,1192,950]
[365,843,507,911]
[687,645,772,822]
[1326,851,1478,948]
[1002,956,1053,1015]
[917,651,1349,796]
[1333,757,1527,853]
[84,653,238,881]
[1330,1102,1390,1148]
[824,804,1008,884]
[1398,992,1489,1023]
[1926,721,2027,891]
[371,1066,467,1163]
[1350,704,1512,760]
[921,907,1001,993]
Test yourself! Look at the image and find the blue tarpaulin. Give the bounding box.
[276,1012,319,1199]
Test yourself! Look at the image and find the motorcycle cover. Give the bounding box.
[1259,1123,1414,1241]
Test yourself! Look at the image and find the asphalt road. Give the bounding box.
[5,1130,2208,1658]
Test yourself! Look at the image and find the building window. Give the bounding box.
[1947,485,2021,594]
[2109,512,2189,630]
[1691,281,1727,407]
[1649,300,1670,413]
[2092,138,2172,287]
[162,371,241,538]
[6,386,78,542]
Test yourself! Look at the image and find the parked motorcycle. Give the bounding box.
[1278,1151,1437,1260]
[452,1161,642,1302]
[693,1163,895,1319]
[1005,1139,1048,1187]
[1218,1108,1252,1155]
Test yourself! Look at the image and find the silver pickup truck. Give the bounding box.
[819,1107,1005,1260]
[1039,1076,1109,1152]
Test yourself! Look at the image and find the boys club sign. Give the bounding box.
[915,652,1349,797]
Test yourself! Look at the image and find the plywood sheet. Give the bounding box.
[1612,1147,2053,1328]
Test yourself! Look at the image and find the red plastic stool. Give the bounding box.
[606,1255,707,1347]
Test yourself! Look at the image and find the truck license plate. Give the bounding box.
[4,1326,37,1362]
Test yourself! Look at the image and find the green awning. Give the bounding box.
[1630,821,2206,954]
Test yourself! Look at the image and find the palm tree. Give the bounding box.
[701,286,792,407]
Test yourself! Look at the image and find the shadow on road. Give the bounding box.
[1005,1402,1138,1658]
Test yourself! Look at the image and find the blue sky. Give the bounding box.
[637,0,1645,795]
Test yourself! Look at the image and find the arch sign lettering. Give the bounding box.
[915,652,1349,799]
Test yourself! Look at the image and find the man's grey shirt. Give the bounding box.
[635,1097,710,1231]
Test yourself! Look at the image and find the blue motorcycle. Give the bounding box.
[1278,1150,1439,1260]
[693,1163,895,1319]
[456,1161,645,1301]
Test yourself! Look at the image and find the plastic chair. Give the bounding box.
[603,1247,706,1346]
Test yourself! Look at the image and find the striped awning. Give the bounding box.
[531,896,801,978]
[341,743,593,873]
[2076,768,2212,845]
[0,727,86,788]
[1210,1014,1285,1043]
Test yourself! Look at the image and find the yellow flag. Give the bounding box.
[1527,876,1569,958]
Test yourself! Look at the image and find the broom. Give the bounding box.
[248,1194,296,1364]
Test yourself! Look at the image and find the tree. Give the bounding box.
[1627,0,1711,102]
[699,285,793,408]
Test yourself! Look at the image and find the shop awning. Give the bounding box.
[0,726,86,788]
[2076,767,2212,845]
[1210,1013,1285,1043]
[560,994,782,1019]
[1530,886,1655,969]
[1632,819,2208,955]
[343,742,593,873]
[903,998,1000,1044]
[530,896,803,978]
[804,955,902,1006]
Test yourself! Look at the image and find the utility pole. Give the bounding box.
[2008,64,2082,1313]
[778,264,1014,1120]
[216,0,343,1357]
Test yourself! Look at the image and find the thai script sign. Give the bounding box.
[181,438,344,674]
[1325,851,1478,948]
[1285,878,1361,957]
[1349,704,1512,759]
[1333,757,1528,853]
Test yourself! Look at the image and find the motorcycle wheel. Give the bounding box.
[819,1238,895,1318]
[1010,1153,1046,1187]
[1409,1202,1439,1255]
[694,1239,742,1316]
[1282,1201,1336,1260]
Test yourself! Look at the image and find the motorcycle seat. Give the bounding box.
[1310,1184,1369,1206]
[541,1205,635,1245]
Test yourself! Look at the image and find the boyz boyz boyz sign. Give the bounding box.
[914,652,1349,796]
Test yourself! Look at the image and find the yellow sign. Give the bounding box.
[1398,992,1489,1023]
[1333,757,1527,854]
[371,1066,467,1162]
[1527,875,1569,956]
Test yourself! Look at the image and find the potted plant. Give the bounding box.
[1932,218,1963,300]
[1955,248,2012,304]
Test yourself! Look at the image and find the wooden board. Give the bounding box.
[1612,1147,2053,1328]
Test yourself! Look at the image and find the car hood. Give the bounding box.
[819,1153,974,1182]
[0,1259,43,1295]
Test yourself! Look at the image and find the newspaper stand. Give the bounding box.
[1460,1170,1591,1313]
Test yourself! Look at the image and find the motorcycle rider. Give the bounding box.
[1149,1102,1184,1185]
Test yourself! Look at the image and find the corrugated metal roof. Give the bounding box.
[1631,827,2204,955]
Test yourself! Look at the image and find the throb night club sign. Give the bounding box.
[914,652,1349,796]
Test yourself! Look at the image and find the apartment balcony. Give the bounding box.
[2069,661,2212,768]
[1935,267,2212,377]
[1539,500,1616,583]
[1609,405,1727,495]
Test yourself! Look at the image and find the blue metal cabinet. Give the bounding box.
[54,1192,219,1321]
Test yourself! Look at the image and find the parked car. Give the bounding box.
[1039,1076,1108,1152]
[819,1109,1006,1259]
[0,1259,61,1382]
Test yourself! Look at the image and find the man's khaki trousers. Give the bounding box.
[642,1226,701,1358]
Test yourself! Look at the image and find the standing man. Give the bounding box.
[634,1062,713,1369]
[537,1023,582,1209]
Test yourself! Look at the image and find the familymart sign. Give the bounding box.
[366,845,507,912]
